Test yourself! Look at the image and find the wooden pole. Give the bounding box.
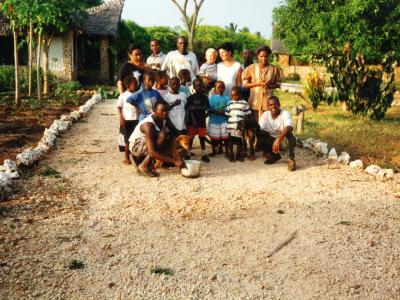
[296,105,305,134]
[28,19,33,96]
[12,22,19,106]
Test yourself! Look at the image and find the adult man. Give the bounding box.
[161,36,199,81]
[146,39,166,71]
[258,96,297,171]
[129,99,185,177]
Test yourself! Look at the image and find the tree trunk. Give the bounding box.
[28,19,33,97]
[36,32,42,102]
[43,35,50,95]
[12,22,20,106]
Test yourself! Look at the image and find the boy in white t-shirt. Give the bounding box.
[117,75,139,165]
[164,77,187,132]
[258,96,297,171]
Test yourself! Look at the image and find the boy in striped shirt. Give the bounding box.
[225,86,251,162]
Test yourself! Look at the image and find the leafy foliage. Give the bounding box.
[0,65,57,93]
[303,70,328,109]
[308,45,398,120]
[273,0,400,62]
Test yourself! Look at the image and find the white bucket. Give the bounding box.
[181,160,201,178]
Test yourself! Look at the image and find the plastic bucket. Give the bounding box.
[181,160,201,178]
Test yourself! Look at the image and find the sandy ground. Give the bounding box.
[1,99,399,299]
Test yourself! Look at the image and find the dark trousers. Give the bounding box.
[257,131,296,160]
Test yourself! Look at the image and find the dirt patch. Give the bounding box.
[0,101,86,164]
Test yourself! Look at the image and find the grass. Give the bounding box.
[150,266,174,276]
[40,166,61,178]
[68,260,84,270]
[277,91,400,170]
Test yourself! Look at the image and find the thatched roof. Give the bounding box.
[81,0,125,37]
[271,24,287,54]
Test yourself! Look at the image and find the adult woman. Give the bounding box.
[216,42,242,97]
[242,45,282,121]
[117,44,154,94]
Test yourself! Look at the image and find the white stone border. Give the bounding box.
[0,93,103,199]
[299,138,394,181]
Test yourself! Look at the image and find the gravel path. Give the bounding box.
[1,99,399,299]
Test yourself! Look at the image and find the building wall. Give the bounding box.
[281,65,400,82]
[46,37,64,72]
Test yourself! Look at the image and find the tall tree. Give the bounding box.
[273,0,400,62]
[170,0,205,51]
[0,1,23,105]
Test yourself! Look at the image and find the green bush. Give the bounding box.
[55,81,81,95]
[0,65,58,93]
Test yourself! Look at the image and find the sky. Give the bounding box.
[121,0,283,39]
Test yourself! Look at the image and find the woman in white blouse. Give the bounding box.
[216,42,242,97]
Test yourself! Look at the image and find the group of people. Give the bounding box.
[116,36,297,177]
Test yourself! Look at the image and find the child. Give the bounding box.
[177,68,193,97]
[117,75,139,165]
[208,81,229,157]
[154,71,169,99]
[225,86,251,162]
[198,48,218,92]
[185,79,210,162]
[164,77,187,131]
[127,72,163,120]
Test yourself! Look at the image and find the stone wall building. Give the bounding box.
[0,0,125,84]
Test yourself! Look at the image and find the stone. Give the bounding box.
[92,93,102,102]
[328,148,338,162]
[337,152,350,165]
[40,129,57,147]
[377,169,394,181]
[60,114,71,122]
[314,142,329,157]
[3,160,17,173]
[50,120,70,133]
[0,172,12,187]
[79,104,90,114]
[349,160,363,169]
[16,147,43,166]
[302,138,315,150]
[70,110,81,122]
[365,165,381,176]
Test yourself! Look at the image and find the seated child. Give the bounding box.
[164,77,187,131]
[116,75,139,165]
[126,72,163,120]
[225,86,251,162]
[208,81,229,157]
[198,48,217,92]
[154,71,169,99]
[178,68,193,97]
[185,79,210,162]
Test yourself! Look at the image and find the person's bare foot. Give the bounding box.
[288,159,297,171]
[123,159,132,165]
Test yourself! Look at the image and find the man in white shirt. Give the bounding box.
[161,36,199,81]
[146,40,166,71]
[258,96,297,171]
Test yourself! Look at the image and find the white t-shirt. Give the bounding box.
[259,109,294,138]
[116,90,138,121]
[164,92,187,130]
[161,50,199,81]
[217,61,242,97]
[146,52,166,70]
[129,114,166,143]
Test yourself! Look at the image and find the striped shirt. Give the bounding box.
[225,100,251,135]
